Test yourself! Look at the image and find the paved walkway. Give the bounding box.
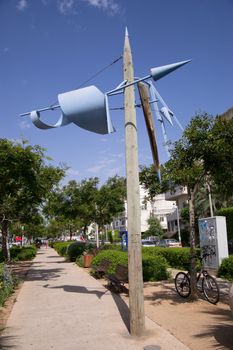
[0,247,190,350]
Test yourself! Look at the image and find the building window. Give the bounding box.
[159,216,164,222]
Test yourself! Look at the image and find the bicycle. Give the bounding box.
[174,253,220,304]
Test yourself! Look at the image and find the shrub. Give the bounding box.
[101,244,122,251]
[0,245,37,262]
[0,263,18,306]
[158,247,191,269]
[142,255,169,281]
[53,242,73,257]
[91,249,169,281]
[91,250,128,274]
[15,246,37,261]
[142,246,201,270]
[66,242,87,262]
[217,255,233,281]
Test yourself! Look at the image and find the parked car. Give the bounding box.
[159,239,182,248]
[141,240,157,247]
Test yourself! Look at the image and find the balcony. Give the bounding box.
[165,186,188,201]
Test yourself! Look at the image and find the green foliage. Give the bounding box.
[53,242,73,257]
[180,207,189,223]
[0,245,37,262]
[217,207,233,240]
[158,247,191,269]
[52,241,87,261]
[101,244,122,251]
[107,231,113,243]
[91,250,128,275]
[139,164,169,200]
[217,256,233,281]
[76,255,84,267]
[0,263,18,306]
[11,246,37,261]
[142,255,169,281]
[142,246,201,270]
[66,242,87,262]
[95,175,126,227]
[0,138,65,260]
[91,249,169,281]
[144,216,163,238]
[112,230,120,243]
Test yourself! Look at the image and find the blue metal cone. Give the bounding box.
[150,60,191,81]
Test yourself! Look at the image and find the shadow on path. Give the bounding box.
[26,267,64,282]
[111,292,130,332]
[43,284,108,299]
[0,334,18,349]
[194,307,233,349]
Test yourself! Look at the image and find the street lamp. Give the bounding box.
[174,204,181,244]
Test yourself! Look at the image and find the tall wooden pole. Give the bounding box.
[123,27,145,336]
[138,82,160,175]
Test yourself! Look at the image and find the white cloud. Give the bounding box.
[16,0,28,11]
[84,0,120,14]
[57,0,120,15]
[57,0,75,14]
[19,120,31,130]
[16,0,120,15]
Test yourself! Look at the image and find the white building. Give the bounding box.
[112,186,175,234]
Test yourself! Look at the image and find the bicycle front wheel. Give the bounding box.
[202,275,219,304]
[175,272,191,298]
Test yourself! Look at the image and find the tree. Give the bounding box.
[143,217,163,238]
[95,176,126,238]
[44,178,99,238]
[0,139,65,260]
[165,112,233,299]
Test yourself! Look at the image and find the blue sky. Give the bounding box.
[1,0,232,185]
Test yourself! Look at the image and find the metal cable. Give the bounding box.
[50,55,123,108]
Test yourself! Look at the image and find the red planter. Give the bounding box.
[83,254,93,268]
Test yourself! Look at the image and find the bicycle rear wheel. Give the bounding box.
[175,272,191,298]
[202,275,219,304]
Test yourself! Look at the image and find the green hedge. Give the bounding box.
[52,241,88,261]
[142,246,201,270]
[217,255,233,281]
[66,242,87,262]
[91,250,128,275]
[0,245,37,262]
[0,263,18,306]
[52,242,74,257]
[11,246,37,261]
[90,249,169,281]
[142,255,169,281]
[101,244,122,251]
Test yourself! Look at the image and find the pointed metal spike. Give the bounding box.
[125,26,129,36]
[150,59,191,81]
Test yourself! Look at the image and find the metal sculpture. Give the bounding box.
[21,60,190,138]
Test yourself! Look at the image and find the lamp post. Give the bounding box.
[174,205,181,244]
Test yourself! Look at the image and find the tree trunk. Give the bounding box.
[188,186,198,300]
[1,220,10,261]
